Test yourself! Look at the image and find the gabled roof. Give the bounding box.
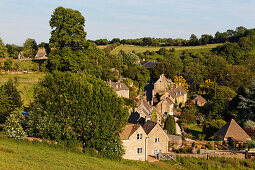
[154,74,172,85]
[169,86,187,99]
[136,99,161,119]
[119,123,141,140]
[110,82,129,91]
[214,119,250,141]
[142,120,157,135]
[194,95,207,104]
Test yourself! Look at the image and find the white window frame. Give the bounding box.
[137,147,143,154]
[137,133,142,140]
[155,137,160,143]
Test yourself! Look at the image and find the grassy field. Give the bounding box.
[108,44,220,55]
[184,124,203,139]
[1,136,255,170]
[0,72,45,106]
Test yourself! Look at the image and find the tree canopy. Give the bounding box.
[28,71,128,158]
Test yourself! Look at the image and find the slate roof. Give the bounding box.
[110,82,129,91]
[119,123,141,140]
[141,61,158,69]
[214,119,250,142]
[142,120,157,135]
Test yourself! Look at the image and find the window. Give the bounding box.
[137,133,142,140]
[155,138,160,143]
[137,147,143,154]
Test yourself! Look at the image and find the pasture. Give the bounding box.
[0,72,45,106]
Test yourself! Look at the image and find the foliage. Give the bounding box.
[49,6,87,50]
[180,105,198,124]
[173,75,189,92]
[244,140,255,151]
[3,58,13,71]
[198,134,206,141]
[0,38,9,58]
[244,120,255,130]
[23,38,38,58]
[0,78,22,123]
[3,113,27,140]
[164,115,176,135]
[202,119,226,139]
[124,65,150,90]
[27,71,128,159]
[229,81,255,124]
[206,144,214,150]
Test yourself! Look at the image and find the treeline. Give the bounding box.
[91,26,250,46]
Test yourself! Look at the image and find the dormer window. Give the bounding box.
[137,133,142,140]
[155,138,160,143]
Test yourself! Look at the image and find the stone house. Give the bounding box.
[193,95,207,106]
[152,74,173,97]
[119,123,148,161]
[131,99,163,125]
[142,120,168,158]
[168,86,188,105]
[155,97,174,116]
[109,81,129,98]
[35,48,47,59]
[214,119,251,145]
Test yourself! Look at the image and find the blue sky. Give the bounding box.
[0,0,255,45]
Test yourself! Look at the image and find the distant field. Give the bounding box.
[0,72,45,106]
[108,44,220,55]
[97,45,108,49]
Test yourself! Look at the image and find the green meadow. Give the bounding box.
[0,72,45,106]
[104,44,220,55]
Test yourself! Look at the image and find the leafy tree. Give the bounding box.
[3,58,13,71]
[244,140,255,151]
[189,34,199,46]
[28,71,128,158]
[173,76,189,92]
[203,119,226,139]
[151,62,177,81]
[23,38,38,58]
[0,38,8,58]
[164,115,176,135]
[124,66,150,90]
[49,6,87,50]
[0,78,22,123]
[200,34,213,45]
[180,105,198,124]
[3,113,27,140]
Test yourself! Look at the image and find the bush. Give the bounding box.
[206,144,214,150]
[244,120,255,130]
[176,147,193,154]
[3,114,27,140]
[197,149,201,154]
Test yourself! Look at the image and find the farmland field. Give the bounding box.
[0,72,45,106]
[105,44,220,55]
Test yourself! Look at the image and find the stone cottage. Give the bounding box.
[109,81,129,98]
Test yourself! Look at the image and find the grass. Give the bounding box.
[184,123,203,139]
[0,72,45,106]
[0,137,169,170]
[109,44,220,55]
[1,136,255,170]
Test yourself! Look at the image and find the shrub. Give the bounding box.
[206,144,214,150]
[244,120,255,130]
[197,149,201,154]
[192,142,196,148]
[198,134,206,141]
[3,114,27,140]
[176,147,193,154]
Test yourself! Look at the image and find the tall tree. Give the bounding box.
[28,71,128,158]
[0,38,8,58]
[23,38,38,58]
[0,79,22,123]
[164,115,176,135]
[49,6,87,50]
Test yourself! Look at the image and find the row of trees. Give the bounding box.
[92,26,250,46]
